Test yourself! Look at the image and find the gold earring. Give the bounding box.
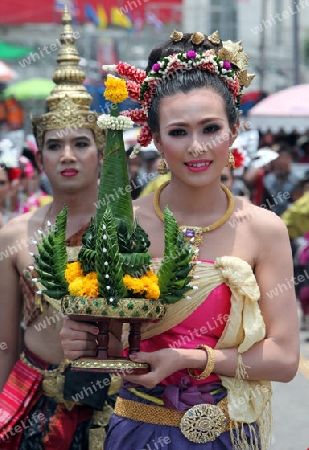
[227,150,235,168]
[158,154,168,175]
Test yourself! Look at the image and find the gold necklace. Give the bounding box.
[153,180,234,260]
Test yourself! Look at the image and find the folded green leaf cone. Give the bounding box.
[34,102,194,306]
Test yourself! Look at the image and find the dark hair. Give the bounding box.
[22,147,40,173]
[146,33,238,133]
[0,163,9,174]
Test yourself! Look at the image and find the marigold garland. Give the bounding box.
[66,263,160,300]
[123,270,160,300]
[68,270,99,298]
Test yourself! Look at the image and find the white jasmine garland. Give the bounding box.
[102,64,117,72]
[129,143,141,159]
[97,114,134,131]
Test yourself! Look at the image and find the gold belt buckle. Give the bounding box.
[180,403,227,443]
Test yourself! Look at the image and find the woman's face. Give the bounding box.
[153,88,238,188]
[0,167,9,206]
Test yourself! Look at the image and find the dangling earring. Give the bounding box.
[158,154,168,175]
[227,150,235,168]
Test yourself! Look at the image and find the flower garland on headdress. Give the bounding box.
[104,31,255,153]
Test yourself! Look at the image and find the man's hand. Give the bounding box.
[60,317,98,360]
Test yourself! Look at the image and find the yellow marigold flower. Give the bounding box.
[83,276,99,298]
[85,272,98,281]
[104,75,128,103]
[146,270,158,282]
[123,272,160,299]
[65,261,83,284]
[69,277,84,296]
[145,284,160,300]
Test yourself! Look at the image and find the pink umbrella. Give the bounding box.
[0,60,16,82]
[248,84,309,133]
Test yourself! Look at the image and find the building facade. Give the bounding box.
[182,0,309,93]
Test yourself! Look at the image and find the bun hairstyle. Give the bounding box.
[146,32,222,73]
[146,32,239,133]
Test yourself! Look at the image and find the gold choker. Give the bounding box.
[153,180,234,260]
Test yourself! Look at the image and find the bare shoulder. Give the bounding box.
[234,196,289,242]
[133,193,156,222]
[0,207,47,248]
[0,212,33,241]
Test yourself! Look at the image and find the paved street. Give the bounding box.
[270,328,309,450]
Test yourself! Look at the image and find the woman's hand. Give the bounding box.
[60,317,98,360]
[122,348,207,388]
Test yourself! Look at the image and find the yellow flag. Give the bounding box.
[97,5,108,29]
[111,7,132,29]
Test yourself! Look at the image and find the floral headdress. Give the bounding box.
[104,30,255,153]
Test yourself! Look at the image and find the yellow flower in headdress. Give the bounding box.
[104,75,128,104]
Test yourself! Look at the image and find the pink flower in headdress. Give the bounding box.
[167,60,182,73]
[116,62,146,83]
[120,109,148,125]
[126,81,141,103]
[200,61,216,72]
[138,124,152,147]
[225,78,240,100]
[147,79,159,89]
[152,63,161,72]
[186,50,197,59]
[142,88,154,106]
[223,61,231,70]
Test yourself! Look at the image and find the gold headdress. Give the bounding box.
[32,8,105,151]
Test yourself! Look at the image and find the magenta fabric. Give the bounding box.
[137,260,231,386]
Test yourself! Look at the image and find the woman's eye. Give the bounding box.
[168,129,186,136]
[204,124,220,133]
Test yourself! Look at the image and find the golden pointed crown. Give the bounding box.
[32,7,105,151]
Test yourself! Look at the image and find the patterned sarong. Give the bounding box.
[0,349,93,450]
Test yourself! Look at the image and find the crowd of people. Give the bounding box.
[0,7,306,450]
[0,136,53,228]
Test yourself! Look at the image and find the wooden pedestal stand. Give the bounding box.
[62,296,165,374]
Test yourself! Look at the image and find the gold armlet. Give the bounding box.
[187,345,215,380]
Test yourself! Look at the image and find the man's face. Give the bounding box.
[41,128,99,194]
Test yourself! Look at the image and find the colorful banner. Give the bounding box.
[0,0,182,25]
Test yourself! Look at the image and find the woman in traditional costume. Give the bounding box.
[61,30,299,449]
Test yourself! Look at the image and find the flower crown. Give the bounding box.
[104,31,255,152]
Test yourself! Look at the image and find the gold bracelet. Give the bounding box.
[187,345,215,380]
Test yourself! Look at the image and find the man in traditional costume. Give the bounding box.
[0,8,114,450]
